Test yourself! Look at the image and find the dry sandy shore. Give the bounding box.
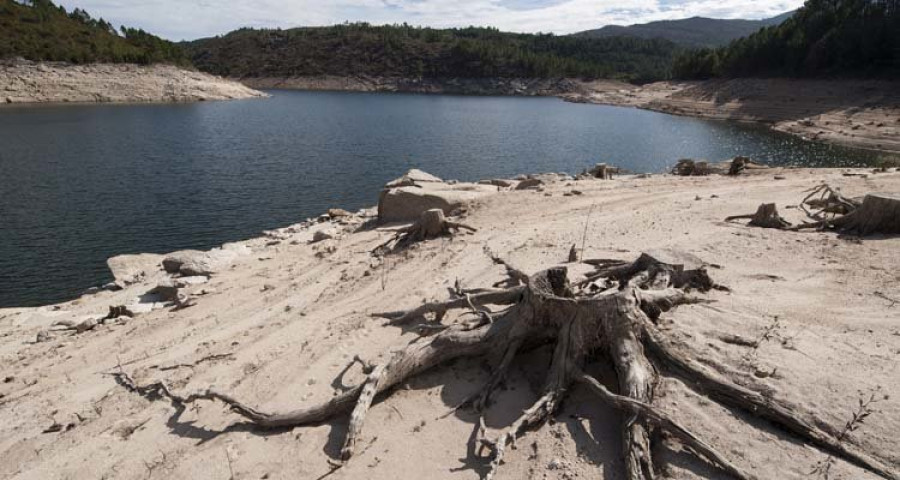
[1,168,899,480]
[0,60,265,105]
[569,79,900,154]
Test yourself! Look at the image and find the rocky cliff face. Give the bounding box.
[1,60,266,105]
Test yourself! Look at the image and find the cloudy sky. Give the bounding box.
[58,0,804,41]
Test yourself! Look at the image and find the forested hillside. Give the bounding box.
[185,24,680,82]
[574,13,792,47]
[672,0,899,78]
[0,0,188,65]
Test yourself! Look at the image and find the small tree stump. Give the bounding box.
[725,203,792,229]
[374,208,477,252]
[728,157,748,176]
[589,163,617,180]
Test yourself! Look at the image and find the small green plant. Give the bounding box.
[810,386,888,479]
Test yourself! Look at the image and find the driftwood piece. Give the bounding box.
[115,251,899,480]
[728,156,769,176]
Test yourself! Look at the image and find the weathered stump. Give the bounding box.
[725,203,792,229]
[841,193,900,235]
[375,208,476,252]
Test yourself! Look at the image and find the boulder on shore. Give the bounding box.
[385,169,444,188]
[377,169,496,223]
[106,253,164,287]
[162,245,248,277]
[378,183,495,223]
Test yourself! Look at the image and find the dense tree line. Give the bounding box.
[672,0,899,78]
[0,0,188,65]
[185,23,680,82]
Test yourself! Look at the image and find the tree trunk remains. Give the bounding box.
[725,203,793,229]
[375,208,476,253]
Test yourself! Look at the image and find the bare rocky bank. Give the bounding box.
[568,78,900,154]
[1,166,899,480]
[0,60,266,105]
[241,75,584,97]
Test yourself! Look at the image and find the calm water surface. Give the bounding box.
[0,90,892,307]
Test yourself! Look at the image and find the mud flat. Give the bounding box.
[1,167,899,480]
[1,60,266,105]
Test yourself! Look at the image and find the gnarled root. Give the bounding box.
[375,208,476,253]
[116,252,899,480]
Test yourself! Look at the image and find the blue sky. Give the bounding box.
[58,0,805,41]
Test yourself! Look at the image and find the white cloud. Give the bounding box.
[58,0,805,41]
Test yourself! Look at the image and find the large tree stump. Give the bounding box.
[841,193,900,235]
[116,251,899,480]
[792,192,900,235]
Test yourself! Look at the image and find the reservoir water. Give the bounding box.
[0,90,892,307]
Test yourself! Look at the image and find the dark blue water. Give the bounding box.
[0,90,892,307]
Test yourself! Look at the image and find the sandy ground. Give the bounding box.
[0,60,265,105]
[1,168,899,480]
[568,79,900,154]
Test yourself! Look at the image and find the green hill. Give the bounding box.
[574,12,793,48]
[0,0,187,65]
[673,0,899,78]
[184,23,681,83]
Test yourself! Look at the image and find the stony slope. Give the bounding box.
[1,60,265,104]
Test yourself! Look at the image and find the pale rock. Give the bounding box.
[378,183,495,222]
[385,169,443,188]
[175,276,209,288]
[107,253,164,286]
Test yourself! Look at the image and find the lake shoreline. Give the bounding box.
[239,75,900,154]
[240,75,584,97]
[0,60,266,105]
[564,78,900,154]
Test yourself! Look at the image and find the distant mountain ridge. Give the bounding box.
[574,12,794,47]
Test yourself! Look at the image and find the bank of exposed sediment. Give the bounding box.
[1,60,266,105]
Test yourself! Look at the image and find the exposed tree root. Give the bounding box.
[116,251,899,480]
[374,208,476,253]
